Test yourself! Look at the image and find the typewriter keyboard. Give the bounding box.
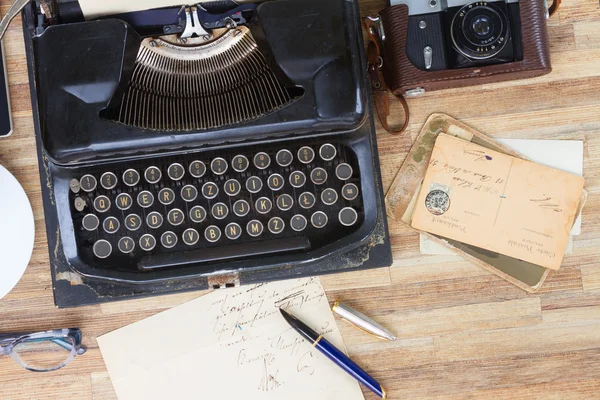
[69,140,364,271]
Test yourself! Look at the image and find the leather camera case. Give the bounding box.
[378,1,552,95]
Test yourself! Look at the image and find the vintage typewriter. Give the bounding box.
[20,0,392,307]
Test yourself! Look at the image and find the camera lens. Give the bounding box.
[451,2,510,60]
[471,15,492,39]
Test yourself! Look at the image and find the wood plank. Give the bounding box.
[434,323,600,363]
[321,267,392,291]
[581,264,600,291]
[339,298,542,344]
[91,372,118,400]
[0,0,599,399]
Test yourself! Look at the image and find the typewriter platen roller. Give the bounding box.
[23,0,392,307]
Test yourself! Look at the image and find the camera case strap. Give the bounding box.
[363,0,561,136]
[364,17,410,136]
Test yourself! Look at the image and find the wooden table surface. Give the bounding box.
[0,0,599,399]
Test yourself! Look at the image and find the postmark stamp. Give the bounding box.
[425,189,450,215]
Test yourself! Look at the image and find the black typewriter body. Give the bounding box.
[23,0,392,307]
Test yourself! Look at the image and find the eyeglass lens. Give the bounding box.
[12,336,76,372]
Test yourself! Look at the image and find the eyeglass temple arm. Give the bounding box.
[51,338,87,355]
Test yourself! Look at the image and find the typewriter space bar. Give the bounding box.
[138,237,311,271]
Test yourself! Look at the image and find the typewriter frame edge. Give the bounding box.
[22,1,393,308]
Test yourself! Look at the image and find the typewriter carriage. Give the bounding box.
[32,0,368,165]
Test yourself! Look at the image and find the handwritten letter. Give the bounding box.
[98,278,364,400]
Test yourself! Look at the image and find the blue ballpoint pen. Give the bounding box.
[280,308,387,399]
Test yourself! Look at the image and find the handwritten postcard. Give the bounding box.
[97,278,364,400]
[411,133,585,270]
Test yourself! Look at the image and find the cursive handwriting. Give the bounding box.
[258,359,282,392]
[530,196,563,212]
[429,158,502,185]
[431,216,467,233]
[297,351,316,376]
[463,148,493,162]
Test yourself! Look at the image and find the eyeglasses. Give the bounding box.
[0,328,86,372]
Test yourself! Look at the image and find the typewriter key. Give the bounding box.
[118,237,135,254]
[289,171,306,188]
[225,223,242,240]
[158,188,175,205]
[211,203,229,220]
[233,200,250,217]
[146,212,164,229]
[298,147,315,164]
[342,183,359,201]
[205,225,222,243]
[70,179,81,194]
[144,166,162,184]
[319,144,337,161]
[123,169,140,187]
[211,158,228,175]
[125,214,142,231]
[93,195,111,213]
[276,194,294,211]
[268,217,285,234]
[232,155,249,172]
[253,152,271,170]
[245,176,263,193]
[80,174,97,192]
[161,231,178,249]
[267,174,285,191]
[100,172,118,190]
[335,163,353,181]
[224,179,241,196]
[74,197,86,212]
[137,191,154,208]
[116,193,133,211]
[339,207,358,227]
[255,197,273,214]
[183,228,200,246]
[321,188,338,206]
[246,220,264,237]
[202,182,219,199]
[139,234,157,251]
[310,168,328,185]
[299,192,316,209]
[167,209,185,226]
[82,214,99,231]
[290,215,308,232]
[190,206,207,223]
[189,160,207,178]
[103,216,120,234]
[311,211,328,229]
[181,185,198,202]
[276,149,293,167]
[93,240,112,259]
[168,163,185,181]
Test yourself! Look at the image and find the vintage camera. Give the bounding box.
[393,0,523,70]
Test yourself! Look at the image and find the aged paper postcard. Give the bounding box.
[421,139,584,255]
[411,133,584,270]
[97,277,364,400]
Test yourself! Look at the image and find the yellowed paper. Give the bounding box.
[97,277,364,400]
[411,133,584,270]
[79,0,198,19]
